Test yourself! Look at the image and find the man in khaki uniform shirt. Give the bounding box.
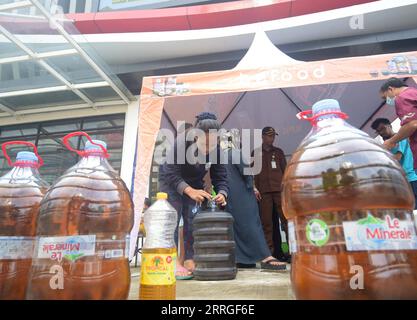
[253,127,290,262]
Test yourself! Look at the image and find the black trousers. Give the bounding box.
[272,200,288,258]
[259,192,288,258]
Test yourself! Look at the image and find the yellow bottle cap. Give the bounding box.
[156,192,168,200]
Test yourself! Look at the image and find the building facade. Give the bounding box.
[1,0,417,194]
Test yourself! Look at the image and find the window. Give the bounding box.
[0,114,125,184]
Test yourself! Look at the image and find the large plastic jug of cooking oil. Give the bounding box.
[140,192,177,300]
[0,141,48,300]
[193,200,236,281]
[283,99,417,299]
[26,132,134,300]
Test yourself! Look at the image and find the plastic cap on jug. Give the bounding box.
[156,192,168,200]
[14,151,39,168]
[312,99,341,116]
[84,139,107,151]
[16,151,38,162]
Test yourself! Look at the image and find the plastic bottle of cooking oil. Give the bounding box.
[139,192,177,300]
[27,132,133,300]
[283,99,417,299]
[0,142,48,300]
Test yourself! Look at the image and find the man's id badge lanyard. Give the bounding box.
[271,154,277,169]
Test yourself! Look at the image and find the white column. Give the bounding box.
[85,0,93,12]
[30,4,37,15]
[12,62,20,80]
[120,98,139,191]
[69,0,77,13]
[121,98,142,263]
[43,0,52,12]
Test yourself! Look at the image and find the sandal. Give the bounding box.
[176,265,194,280]
[260,258,287,271]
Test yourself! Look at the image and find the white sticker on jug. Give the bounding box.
[103,249,123,259]
[38,235,96,262]
[343,214,417,251]
[413,210,417,229]
[125,235,130,258]
[288,221,297,253]
[0,236,34,260]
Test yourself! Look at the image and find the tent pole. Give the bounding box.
[163,109,177,133]
[279,88,303,112]
[360,101,386,131]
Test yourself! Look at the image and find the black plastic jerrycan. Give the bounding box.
[192,200,237,281]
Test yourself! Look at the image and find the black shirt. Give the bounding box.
[159,139,229,198]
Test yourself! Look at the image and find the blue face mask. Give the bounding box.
[386,96,396,107]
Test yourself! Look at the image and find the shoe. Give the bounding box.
[260,258,287,271]
[274,254,291,264]
[175,265,194,280]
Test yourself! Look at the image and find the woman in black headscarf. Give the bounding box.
[222,130,286,270]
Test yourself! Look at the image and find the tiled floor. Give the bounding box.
[128,267,295,300]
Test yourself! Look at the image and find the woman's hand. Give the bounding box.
[184,187,212,203]
[254,188,262,202]
[213,193,227,207]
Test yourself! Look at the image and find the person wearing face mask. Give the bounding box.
[158,112,228,279]
[372,118,417,208]
[381,78,417,173]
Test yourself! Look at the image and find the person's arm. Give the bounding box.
[162,165,188,196]
[390,140,404,162]
[251,149,262,201]
[383,120,417,149]
[384,92,417,149]
[160,142,189,195]
[210,148,229,205]
[278,148,287,173]
[210,163,228,198]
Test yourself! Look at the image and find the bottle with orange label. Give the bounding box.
[139,192,177,300]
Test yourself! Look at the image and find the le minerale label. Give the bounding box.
[343,214,417,251]
[37,235,96,262]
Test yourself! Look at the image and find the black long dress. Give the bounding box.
[224,148,271,264]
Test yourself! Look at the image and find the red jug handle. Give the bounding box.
[297,110,349,123]
[62,131,109,158]
[1,141,44,168]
